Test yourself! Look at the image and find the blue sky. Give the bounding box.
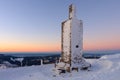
[0,0,120,52]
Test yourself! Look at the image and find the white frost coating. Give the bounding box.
[61,4,89,68]
[71,17,83,67]
[69,4,76,19]
[15,58,24,66]
[62,20,71,62]
[41,59,43,65]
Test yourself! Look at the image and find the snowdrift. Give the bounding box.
[0,54,120,80]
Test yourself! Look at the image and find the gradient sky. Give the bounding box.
[0,0,120,52]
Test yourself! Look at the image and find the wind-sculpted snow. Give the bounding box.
[0,54,120,80]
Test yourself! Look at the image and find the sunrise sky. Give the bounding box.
[0,0,120,52]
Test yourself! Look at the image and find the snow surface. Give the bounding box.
[0,54,120,80]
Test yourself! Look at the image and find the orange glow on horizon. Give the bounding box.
[1,41,120,52]
[0,41,61,52]
[0,45,61,52]
[0,38,120,52]
[83,39,120,51]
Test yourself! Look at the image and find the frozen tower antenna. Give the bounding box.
[69,4,76,18]
[53,5,90,75]
[61,4,90,70]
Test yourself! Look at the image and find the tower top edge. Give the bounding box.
[69,4,76,19]
[69,4,75,9]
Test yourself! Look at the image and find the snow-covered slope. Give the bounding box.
[0,54,120,80]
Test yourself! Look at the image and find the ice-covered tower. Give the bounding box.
[61,4,87,68]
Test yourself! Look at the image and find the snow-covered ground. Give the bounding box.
[0,54,120,80]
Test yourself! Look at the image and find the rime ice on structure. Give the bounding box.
[61,4,90,69]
